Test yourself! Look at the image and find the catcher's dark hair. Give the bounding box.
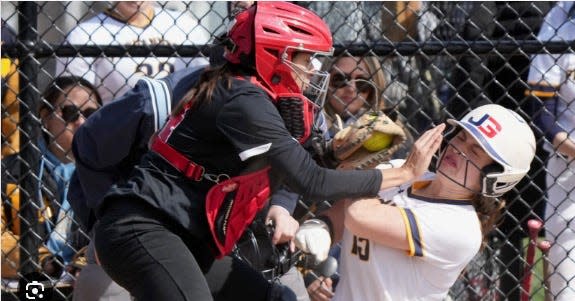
[172,62,256,116]
[41,76,102,112]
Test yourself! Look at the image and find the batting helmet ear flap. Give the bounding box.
[481,163,506,197]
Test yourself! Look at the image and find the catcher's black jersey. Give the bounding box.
[102,77,382,239]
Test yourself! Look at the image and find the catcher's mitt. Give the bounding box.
[331,111,407,170]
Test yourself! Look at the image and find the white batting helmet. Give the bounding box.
[447,104,536,197]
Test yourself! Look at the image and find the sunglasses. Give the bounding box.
[330,72,373,93]
[59,105,98,123]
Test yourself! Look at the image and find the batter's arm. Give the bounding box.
[344,198,409,252]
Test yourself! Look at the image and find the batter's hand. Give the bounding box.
[402,123,445,179]
[266,205,299,250]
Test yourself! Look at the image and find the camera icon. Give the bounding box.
[25,281,45,300]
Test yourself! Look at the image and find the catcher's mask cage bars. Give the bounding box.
[282,46,333,109]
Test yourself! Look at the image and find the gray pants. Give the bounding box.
[278,266,310,301]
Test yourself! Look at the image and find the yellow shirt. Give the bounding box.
[1,57,19,156]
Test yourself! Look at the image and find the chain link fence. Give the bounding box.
[1,1,573,300]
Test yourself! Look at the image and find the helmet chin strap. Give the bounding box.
[435,146,484,197]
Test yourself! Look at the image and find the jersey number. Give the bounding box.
[351,235,370,261]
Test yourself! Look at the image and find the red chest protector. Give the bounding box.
[150,96,271,258]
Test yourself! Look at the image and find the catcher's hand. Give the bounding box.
[294,219,331,264]
[331,111,407,170]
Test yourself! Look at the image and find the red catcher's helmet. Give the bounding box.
[225,2,334,143]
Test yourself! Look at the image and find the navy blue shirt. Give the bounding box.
[69,66,206,230]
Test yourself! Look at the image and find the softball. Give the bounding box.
[363,132,393,152]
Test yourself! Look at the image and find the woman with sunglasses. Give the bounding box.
[40,75,101,268]
[323,54,413,159]
[324,55,379,127]
[2,76,101,281]
[41,76,101,164]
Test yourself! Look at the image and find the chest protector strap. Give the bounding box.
[151,101,206,181]
[150,96,272,258]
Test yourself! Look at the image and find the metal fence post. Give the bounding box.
[17,1,42,277]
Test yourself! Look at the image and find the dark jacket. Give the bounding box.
[69,65,207,231]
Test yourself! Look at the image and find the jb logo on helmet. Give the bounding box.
[468,114,502,138]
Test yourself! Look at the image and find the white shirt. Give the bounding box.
[56,6,210,104]
[333,173,482,301]
[527,1,575,152]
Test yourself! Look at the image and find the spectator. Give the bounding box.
[2,76,101,281]
[527,2,575,300]
[297,104,536,301]
[56,1,209,104]
[323,55,385,126]
[92,3,444,300]
[1,20,19,157]
[322,54,413,158]
[306,1,444,137]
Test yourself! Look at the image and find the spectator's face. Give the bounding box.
[112,1,152,22]
[42,86,99,163]
[328,57,371,119]
[437,130,494,194]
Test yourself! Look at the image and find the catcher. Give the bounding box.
[91,2,444,301]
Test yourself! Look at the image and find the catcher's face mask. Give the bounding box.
[275,50,332,143]
[284,50,331,109]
